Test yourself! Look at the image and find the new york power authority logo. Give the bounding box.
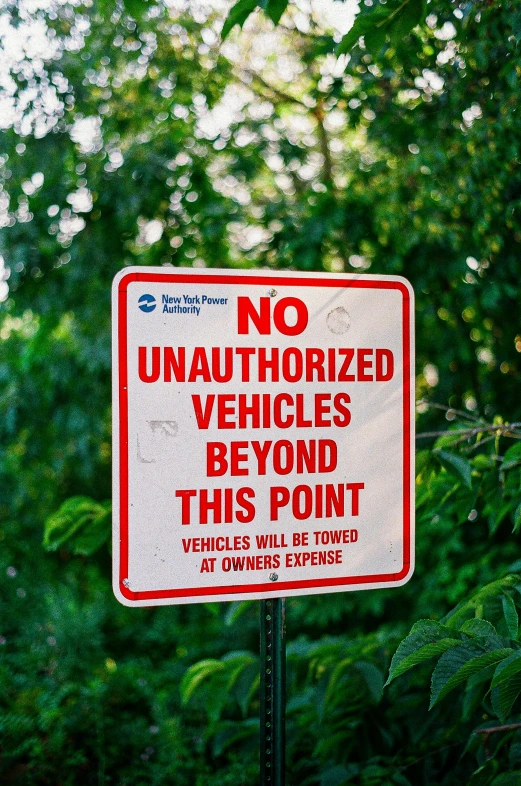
[138,294,156,313]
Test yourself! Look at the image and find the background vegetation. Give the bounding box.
[1,0,521,783]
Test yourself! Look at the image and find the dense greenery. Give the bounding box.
[1,0,521,783]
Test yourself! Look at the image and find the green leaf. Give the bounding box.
[386,620,461,684]
[435,450,473,489]
[180,659,225,704]
[461,619,500,640]
[388,0,425,46]
[43,496,111,556]
[336,5,391,56]
[502,442,521,471]
[71,509,111,556]
[513,503,521,534]
[434,430,469,450]
[472,453,496,471]
[211,719,258,758]
[430,644,513,708]
[490,774,521,786]
[509,731,521,768]
[492,673,521,721]
[261,0,287,24]
[222,0,258,40]
[489,500,515,535]
[364,24,387,54]
[503,594,519,639]
[224,600,252,627]
[468,760,501,786]
[445,576,521,628]
[355,661,384,703]
[491,650,521,689]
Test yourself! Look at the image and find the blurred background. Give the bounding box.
[1,1,521,784]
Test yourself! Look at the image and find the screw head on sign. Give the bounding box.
[269,573,278,582]
[268,289,277,297]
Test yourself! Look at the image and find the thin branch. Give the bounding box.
[313,101,334,187]
[461,433,497,453]
[397,740,464,773]
[237,68,309,109]
[416,423,521,443]
[475,723,521,735]
[416,400,482,423]
[236,68,336,190]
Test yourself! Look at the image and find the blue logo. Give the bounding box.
[138,294,156,313]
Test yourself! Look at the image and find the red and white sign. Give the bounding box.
[112,268,414,606]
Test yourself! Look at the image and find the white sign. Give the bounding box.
[112,267,414,606]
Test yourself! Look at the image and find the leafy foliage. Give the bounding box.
[2,0,521,783]
[43,496,111,555]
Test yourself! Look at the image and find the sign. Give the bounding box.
[112,268,414,606]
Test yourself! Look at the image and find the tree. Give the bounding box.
[1,0,521,783]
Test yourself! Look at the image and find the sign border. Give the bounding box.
[113,268,414,604]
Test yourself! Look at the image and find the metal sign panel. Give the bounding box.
[112,268,414,606]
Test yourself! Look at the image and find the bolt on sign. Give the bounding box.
[112,268,415,606]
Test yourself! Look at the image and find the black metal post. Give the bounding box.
[260,597,286,786]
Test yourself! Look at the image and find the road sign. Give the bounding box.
[112,267,414,606]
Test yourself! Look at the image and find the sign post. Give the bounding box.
[112,267,415,784]
[260,597,286,785]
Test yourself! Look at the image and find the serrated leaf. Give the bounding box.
[461,619,500,640]
[491,650,521,689]
[444,576,521,628]
[386,620,461,684]
[430,643,513,708]
[435,450,473,489]
[387,638,459,685]
[492,667,521,721]
[503,594,519,638]
[222,0,258,40]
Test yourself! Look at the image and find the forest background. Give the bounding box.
[1,0,521,783]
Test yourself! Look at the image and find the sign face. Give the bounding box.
[112,267,414,606]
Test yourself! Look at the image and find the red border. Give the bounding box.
[116,272,412,601]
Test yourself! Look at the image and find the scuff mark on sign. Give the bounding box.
[149,421,178,437]
[137,435,155,464]
[137,421,179,463]
[327,306,351,334]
